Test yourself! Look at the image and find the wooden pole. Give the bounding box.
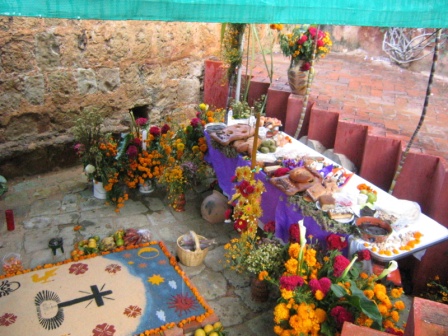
[251,111,261,171]
[388,29,442,194]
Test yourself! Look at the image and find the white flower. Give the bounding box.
[85,164,96,174]
[378,260,398,280]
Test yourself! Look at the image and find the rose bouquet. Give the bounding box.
[262,221,406,336]
[278,25,332,70]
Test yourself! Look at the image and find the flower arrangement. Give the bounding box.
[221,23,247,79]
[420,275,448,305]
[224,166,266,273]
[244,238,285,279]
[196,103,226,125]
[261,221,406,336]
[72,110,130,211]
[125,119,171,190]
[278,25,332,70]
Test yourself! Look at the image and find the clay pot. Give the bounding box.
[250,278,269,302]
[201,190,230,224]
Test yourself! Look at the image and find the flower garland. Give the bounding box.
[224,166,266,273]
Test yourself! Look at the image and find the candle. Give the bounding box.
[5,209,15,231]
[142,130,147,151]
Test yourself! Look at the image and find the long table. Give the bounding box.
[205,131,448,262]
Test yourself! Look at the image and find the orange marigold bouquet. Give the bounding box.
[262,221,406,336]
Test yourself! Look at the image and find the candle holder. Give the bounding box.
[48,238,64,256]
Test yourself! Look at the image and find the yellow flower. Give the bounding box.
[391,288,403,298]
[364,289,374,300]
[315,289,325,301]
[280,288,294,300]
[285,258,298,274]
[274,303,290,324]
[288,243,300,258]
[391,310,400,322]
[394,300,405,310]
[315,308,327,323]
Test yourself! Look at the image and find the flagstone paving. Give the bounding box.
[0,166,413,335]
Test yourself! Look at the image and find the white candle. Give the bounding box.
[142,130,147,151]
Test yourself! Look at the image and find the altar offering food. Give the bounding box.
[318,194,336,211]
[356,217,392,243]
[328,207,353,221]
[259,139,277,153]
[290,167,314,183]
[306,183,327,202]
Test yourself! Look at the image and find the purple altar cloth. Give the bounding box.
[205,132,349,250]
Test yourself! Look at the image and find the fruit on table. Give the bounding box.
[194,329,206,336]
[259,139,277,153]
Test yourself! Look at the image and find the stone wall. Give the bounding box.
[1,19,445,179]
[0,17,221,178]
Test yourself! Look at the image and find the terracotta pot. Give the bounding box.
[250,277,269,302]
[201,190,230,224]
[287,61,315,96]
[171,193,186,212]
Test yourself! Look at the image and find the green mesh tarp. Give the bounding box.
[1,0,447,28]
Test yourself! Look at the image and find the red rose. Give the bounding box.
[308,27,317,37]
[326,234,348,251]
[190,117,201,128]
[317,39,325,48]
[296,35,308,45]
[300,62,311,71]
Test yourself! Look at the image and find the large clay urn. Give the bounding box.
[201,190,230,224]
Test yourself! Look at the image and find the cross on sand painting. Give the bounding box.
[0,242,210,335]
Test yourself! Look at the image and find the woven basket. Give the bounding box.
[176,231,209,267]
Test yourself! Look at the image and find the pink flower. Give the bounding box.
[309,279,321,293]
[149,126,161,137]
[308,27,317,38]
[280,275,304,290]
[288,223,300,243]
[330,306,354,329]
[318,277,332,294]
[135,118,148,126]
[357,249,371,261]
[326,234,348,251]
[317,39,325,48]
[333,255,350,277]
[74,143,85,154]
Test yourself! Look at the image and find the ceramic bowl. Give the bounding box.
[356,216,392,243]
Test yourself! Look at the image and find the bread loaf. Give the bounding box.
[306,183,326,202]
[319,194,335,211]
[290,167,314,183]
